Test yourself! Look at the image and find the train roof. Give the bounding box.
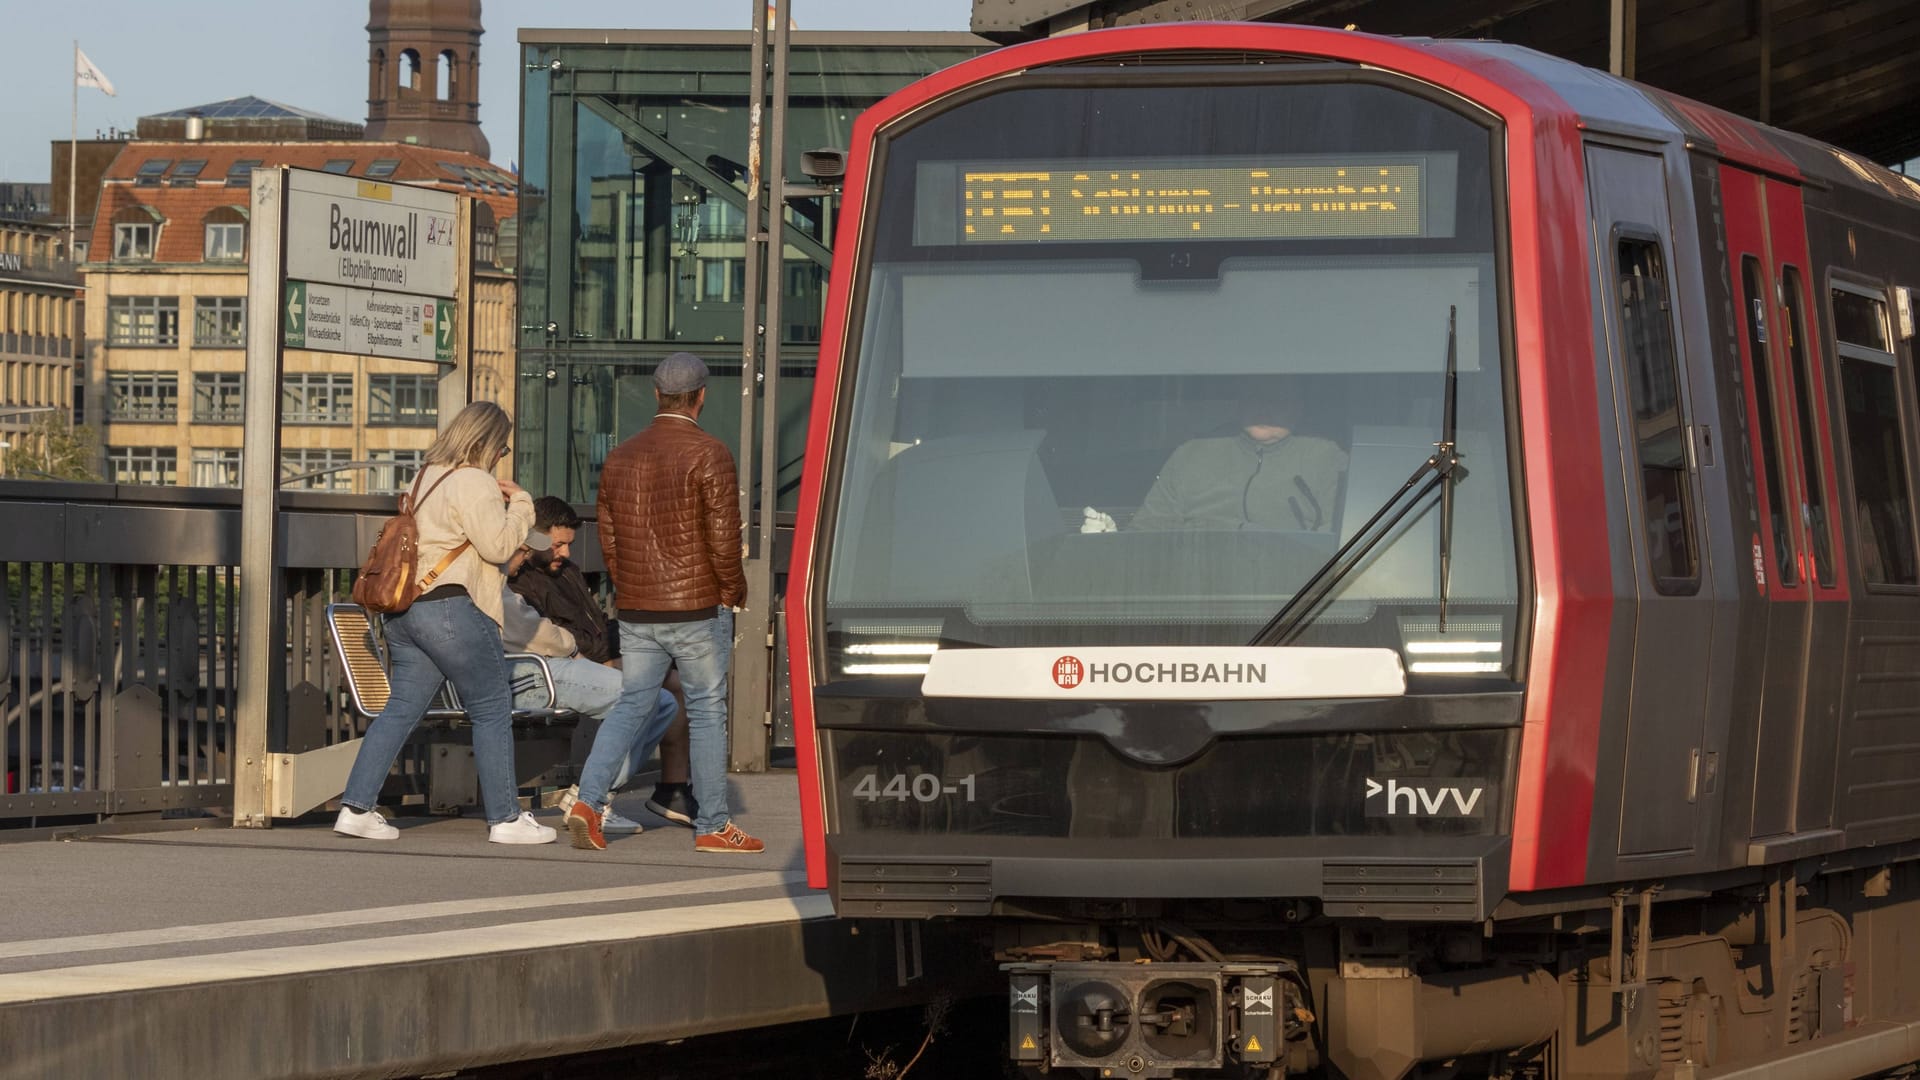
[947,26,1920,229]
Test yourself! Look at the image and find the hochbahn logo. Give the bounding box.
[1051,655,1269,689]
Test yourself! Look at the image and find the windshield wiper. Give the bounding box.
[1250,306,1464,647]
[1436,304,1462,629]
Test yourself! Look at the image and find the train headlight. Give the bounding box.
[836,621,943,676]
[1397,617,1506,675]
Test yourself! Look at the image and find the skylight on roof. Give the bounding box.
[226,159,263,187]
[170,160,207,186]
[365,159,400,179]
[322,159,355,174]
[134,159,171,187]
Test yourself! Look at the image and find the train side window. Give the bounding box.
[1616,236,1700,593]
[1831,284,1918,586]
[1781,267,1837,587]
[1742,257,1798,588]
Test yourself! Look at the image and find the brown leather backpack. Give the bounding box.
[351,466,473,614]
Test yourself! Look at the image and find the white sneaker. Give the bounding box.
[602,805,644,834]
[488,811,558,845]
[334,806,398,840]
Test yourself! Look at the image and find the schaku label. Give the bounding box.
[920,646,1405,701]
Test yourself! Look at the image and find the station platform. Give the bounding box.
[0,773,977,1080]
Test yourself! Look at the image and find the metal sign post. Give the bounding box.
[234,167,289,828]
[233,167,463,827]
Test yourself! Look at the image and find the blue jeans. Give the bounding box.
[578,610,732,833]
[510,657,679,793]
[342,595,522,825]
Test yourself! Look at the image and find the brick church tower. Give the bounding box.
[365,0,490,159]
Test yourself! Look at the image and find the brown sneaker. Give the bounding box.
[694,822,765,854]
[564,801,606,851]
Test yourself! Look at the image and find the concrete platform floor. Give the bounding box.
[0,772,808,975]
[0,772,965,1080]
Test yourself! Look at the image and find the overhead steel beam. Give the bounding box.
[577,94,833,269]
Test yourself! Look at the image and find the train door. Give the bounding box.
[1718,165,1851,841]
[1587,145,1717,857]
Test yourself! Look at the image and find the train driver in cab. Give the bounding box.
[1124,396,1348,533]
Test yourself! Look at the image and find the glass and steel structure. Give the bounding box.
[516,30,989,504]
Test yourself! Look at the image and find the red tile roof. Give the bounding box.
[90,141,517,264]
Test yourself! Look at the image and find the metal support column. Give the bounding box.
[755,0,794,767]
[731,0,776,773]
[1608,0,1637,79]
[233,167,289,828]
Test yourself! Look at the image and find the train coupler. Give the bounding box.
[1005,960,1293,1076]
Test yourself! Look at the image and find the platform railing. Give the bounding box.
[0,479,407,826]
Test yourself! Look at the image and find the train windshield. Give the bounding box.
[822,77,1520,675]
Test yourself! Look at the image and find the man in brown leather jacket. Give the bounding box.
[564,353,764,854]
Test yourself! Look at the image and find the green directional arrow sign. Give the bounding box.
[434,300,456,363]
[283,281,306,349]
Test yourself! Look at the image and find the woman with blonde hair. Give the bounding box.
[336,401,556,844]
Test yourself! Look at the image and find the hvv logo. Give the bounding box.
[1364,778,1487,818]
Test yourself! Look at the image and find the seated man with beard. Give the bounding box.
[507,497,699,828]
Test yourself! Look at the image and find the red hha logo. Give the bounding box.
[1052,655,1084,689]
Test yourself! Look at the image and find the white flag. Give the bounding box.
[76,48,115,97]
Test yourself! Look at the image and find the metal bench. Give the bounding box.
[327,602,579,728]
[322,602,581,815]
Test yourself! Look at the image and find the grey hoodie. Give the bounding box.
[1130,432,1348,533]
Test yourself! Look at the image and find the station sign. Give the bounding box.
[283,280,454,364]
[284,169,459,300]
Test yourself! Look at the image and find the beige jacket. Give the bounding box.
[409,464,534,628]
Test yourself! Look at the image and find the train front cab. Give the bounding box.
[788,24,1920,1080]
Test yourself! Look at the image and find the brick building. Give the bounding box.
[83,135,517,492]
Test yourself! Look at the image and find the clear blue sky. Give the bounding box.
[0,0,975,179]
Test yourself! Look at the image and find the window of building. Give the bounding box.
[170,160,207,187]
[107,446,177,486]
[1833,283,1918,586]
[282,372,354,424]
[1616,236,1700,593]
[322,159,355,174]
[107,372,179,422]
[367,374,438,426]
[113,222,155,260]
[368,449,425,494]
[106,296,180,346]
[190,447,242,488]
[192,372,244,422]
[134,159,171,187]
[366,159,400,179]
[194,297,246,346]
[226,159,262,188]
[204,222,245,261]
[280,447,352,490]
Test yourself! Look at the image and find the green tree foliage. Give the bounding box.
[1,412,100,482]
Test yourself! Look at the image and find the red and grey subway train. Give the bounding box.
[784,22,1920,1080]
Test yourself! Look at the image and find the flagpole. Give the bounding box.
[68,40,78,258]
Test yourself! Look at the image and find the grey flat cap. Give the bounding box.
[652,352,709,394]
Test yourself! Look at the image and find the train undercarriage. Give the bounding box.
[976,860,1920,1080]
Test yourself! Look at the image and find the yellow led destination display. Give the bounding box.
[959,161,1426,243]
